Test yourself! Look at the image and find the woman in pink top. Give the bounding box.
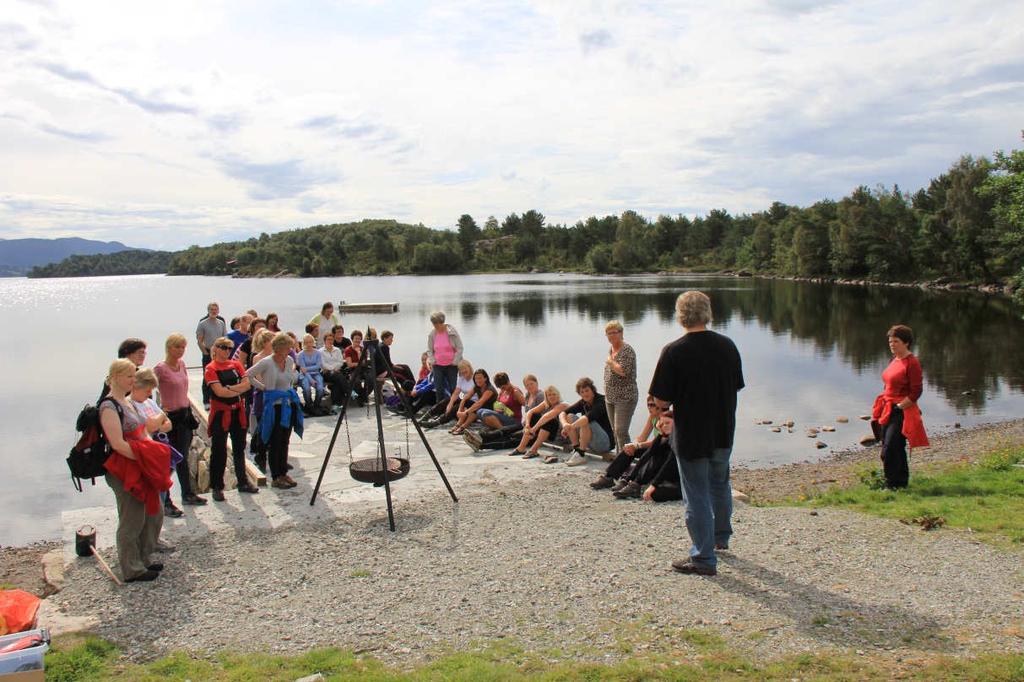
[475,372,524,429]
[154,333,205,506]
[426,311,464,404]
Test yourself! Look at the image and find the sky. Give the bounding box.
[1,0,1023,250]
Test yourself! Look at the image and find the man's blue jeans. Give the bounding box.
[677,447,733,569]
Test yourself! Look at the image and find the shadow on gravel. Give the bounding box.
[353,511,435,535]
[715,555,952,651]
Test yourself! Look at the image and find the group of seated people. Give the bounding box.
[387,363,681,504]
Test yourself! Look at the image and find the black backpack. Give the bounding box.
[67,396,123,491]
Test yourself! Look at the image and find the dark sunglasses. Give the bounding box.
[215,343,233,350]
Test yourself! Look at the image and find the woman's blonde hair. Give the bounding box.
[134,367,158,390]
[604,320,623,334]
[106,358,136,386]
[302,333,316,346]
[544,385,562,403]
[457,359,473,374]
[271,331,294,352]
[253,328,275,350]
[164,333,186,354]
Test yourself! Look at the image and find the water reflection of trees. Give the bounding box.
[468,280,1024,410]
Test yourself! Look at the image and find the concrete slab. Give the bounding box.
[60,370,593,568]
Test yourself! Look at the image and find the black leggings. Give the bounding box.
[166,408,195,500]
[209,409,247,491]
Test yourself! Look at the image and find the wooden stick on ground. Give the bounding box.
[90,546,122,586]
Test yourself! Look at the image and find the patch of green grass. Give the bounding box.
[795,447,1024,548]
[349,569,372,578]
[43,635,1024,681]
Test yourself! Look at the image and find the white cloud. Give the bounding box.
[1,0,1022,249]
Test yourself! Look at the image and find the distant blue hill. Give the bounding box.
[0,237,147,276]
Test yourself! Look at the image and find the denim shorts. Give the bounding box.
[476,408,518,427]
[566,414,611,453]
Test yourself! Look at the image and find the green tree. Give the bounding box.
[457,214,480,260]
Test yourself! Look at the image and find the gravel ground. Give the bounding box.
[49,463,1024,666]
[733,419,1024,503]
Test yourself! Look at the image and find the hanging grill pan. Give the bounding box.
[349,456,410,485]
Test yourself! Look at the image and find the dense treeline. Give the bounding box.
[31,148,1024,304]
[28,249,172,278]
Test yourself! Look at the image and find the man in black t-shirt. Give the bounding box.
[650,291,744,576]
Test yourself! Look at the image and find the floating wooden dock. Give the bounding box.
[338,301,399,313]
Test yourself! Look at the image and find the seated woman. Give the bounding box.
[343,330,373,406]
[296,333,327,415]
[449,369,496,435]
[475,372,524,430]
[559,377,614,466]
[99,359,172,582]
[611,415,682,502]
[511,385,569,461]
[247,332,304,490]
[589,397,660,489]
[319,332,348,411]
[463,374,544,451]
[416,352,431,381]
[420,359,473,428]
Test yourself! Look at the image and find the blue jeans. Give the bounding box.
[432,364,459,403]
[677,447,733,569]
[300,371,325,405]
[476,408,517,427]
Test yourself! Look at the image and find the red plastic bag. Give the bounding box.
[0,589,41,635]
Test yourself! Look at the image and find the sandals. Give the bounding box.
[450,426,465,435]
[543,455,560,464]
[509,449,526,456]
[522,451,539,459]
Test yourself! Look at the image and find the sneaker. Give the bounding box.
[182,493,207,506]
[463,430,483,452]
[671,559,716,576]
[566,452,587,467]
[589,475,615,490]
[612,481,642,499]
[283,475,298,488]
[212,489,226,502]
[271,476,291,489]
[238,483,260,494]
[126,569,160,583]
[163,503,184,518]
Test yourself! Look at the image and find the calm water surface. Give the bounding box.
[2,273,1023,544]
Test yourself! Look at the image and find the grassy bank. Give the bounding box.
[43,633,1024,681]
[788,446,1024,549]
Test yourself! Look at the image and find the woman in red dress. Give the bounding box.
[871,324,929,489]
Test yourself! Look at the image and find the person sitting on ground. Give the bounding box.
[304,323,320,347]
[310,301,340,347]
[611,413,682,502]
[420,359,473,428]
[450,369,496,436]
[417,352,431,381]
[320,332,348,411]
[463,373,545,452]
[559,377,614,466]
[475,372,524,430]
[265,312,281,333]
[296,333,328,415]
[589,397,661,490]
[332,324,352,350]
[343,330,372,405]
[510,385,569,461]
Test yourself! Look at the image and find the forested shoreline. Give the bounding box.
[29,148,1024,304]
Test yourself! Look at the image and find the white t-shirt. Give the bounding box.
[456,375,474,397]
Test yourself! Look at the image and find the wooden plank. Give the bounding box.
[188,395,265,488]
[337,302,399,313]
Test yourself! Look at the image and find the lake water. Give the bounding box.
[3,273,1023,545]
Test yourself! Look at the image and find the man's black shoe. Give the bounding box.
[126,569,160,583]
[146,562,164,572]
[163,503,184,518]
